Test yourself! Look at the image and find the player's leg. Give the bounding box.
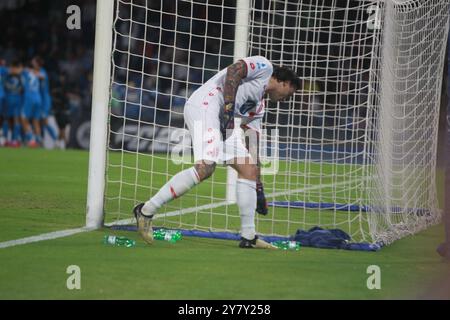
[135,160,213,244]
[224,130,276,249]
[11,116,21,146]
[7,118,14,146]
[11,97,22,146]
[134,98,221,244]
[0,99,6,146]
[140,161,207,216]
[7,96,22,146]
[21,116,34,145]
[31,97,43,146]
[3,97,13,145]
[31,118,42,147]
[134,162,215,245]
[139,100,221,216]
[21,96,35,145]
[0,116,5,146]
[1,116,9,146]
[229,159,258,239]
[228,160,276,249]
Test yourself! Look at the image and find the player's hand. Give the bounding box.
[221,103,235,140]
[256,181,268,215]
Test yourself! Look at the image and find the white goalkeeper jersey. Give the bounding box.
[188,55,273,132]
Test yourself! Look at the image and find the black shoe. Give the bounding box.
[238,235,277,249]
[133,203,142,216]
[239,235,259,248]
[133,203,154,244]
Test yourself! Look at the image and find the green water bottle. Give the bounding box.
[271,240,300,251]
[153,229,182,243]
[103,235,136,247]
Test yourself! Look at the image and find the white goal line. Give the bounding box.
[0,226,97,249]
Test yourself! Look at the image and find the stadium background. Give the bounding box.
[4,0,444,149]
[2,0,429,154]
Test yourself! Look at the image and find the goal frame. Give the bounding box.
[86,0,114,228]
[86,0,449,247]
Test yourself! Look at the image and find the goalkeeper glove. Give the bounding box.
[256,181,268,215]
[221,103,235,140]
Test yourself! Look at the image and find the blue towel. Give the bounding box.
[291,226,381,251]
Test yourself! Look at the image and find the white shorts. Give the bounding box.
[184,87,250,164]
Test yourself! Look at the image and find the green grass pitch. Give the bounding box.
[0,148,449,299]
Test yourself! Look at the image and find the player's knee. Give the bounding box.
[235,164,258,181]
[195,161,216,181]
[242,165,258,181]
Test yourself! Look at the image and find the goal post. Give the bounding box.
[86,0,114,229]
[87,0,450,247]
[226,0,250,204]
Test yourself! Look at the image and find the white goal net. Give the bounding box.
[103,0,450,245]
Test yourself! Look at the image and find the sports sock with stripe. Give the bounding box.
[142,167,200,216]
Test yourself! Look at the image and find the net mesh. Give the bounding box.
[105,0,449,245]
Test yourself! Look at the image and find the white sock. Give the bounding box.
[142,167,200,216]
[236,178,257,240]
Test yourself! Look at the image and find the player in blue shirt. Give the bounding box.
[3,60,25,147]
[22,63,44,147]
[31,57,57,144]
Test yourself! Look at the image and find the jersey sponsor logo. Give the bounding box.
[256,62,267,69]
[239,100,257,115]
[250,62,256,70]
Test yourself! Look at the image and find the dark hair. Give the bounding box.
[272,65,301,90]
[32,56,44,67]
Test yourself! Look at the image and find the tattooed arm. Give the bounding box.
[223,60,247,105]
[221,60,248,139]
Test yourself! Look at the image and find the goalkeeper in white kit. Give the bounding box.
[133,56,301,248]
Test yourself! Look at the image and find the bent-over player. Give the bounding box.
[134,56,300,249]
